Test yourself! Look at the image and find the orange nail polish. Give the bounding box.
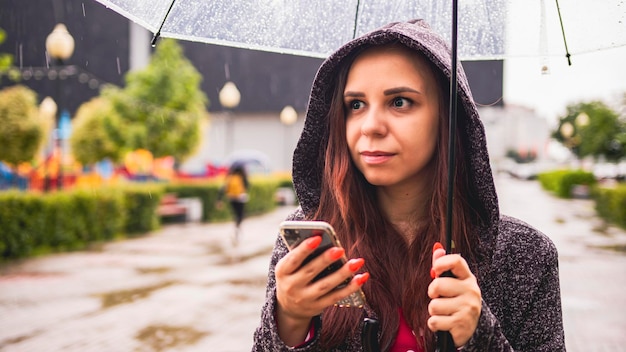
[328,247,345,260]
[348,258,365,272]
[306,236,322,249]
[433,242,444,253]
[356,272,370,286]
[430,268,436,279]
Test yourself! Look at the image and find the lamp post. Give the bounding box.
[45,24,74,190]
[39,97,57,192]
[279,105,298,171]
[218,81,241,155]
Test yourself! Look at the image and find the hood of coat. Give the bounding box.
[292,19,500,257]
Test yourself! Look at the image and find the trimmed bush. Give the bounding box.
[0,188,126,259]
[538,169,596,198]
[593,184,626,229]
[0,177,282,260]
[121,184,164,234]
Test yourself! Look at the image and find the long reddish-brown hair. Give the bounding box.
[311,44,483,350]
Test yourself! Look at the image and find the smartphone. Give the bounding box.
[279,220,366,308]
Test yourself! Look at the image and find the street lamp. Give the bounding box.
[218,81,241,155]
[45,23,74,190]
[280,105,298,171]
[39,97,57,192]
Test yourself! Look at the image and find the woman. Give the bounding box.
[218,163,249,245]
[253,20,564,351]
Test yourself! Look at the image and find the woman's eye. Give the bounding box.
[350,100,364,110]
[392,97,411,108]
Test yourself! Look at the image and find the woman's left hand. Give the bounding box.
[427,243,482,347]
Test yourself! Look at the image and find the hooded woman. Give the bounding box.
[253,19,565,351]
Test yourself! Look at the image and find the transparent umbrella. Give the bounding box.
[93,0,625,61]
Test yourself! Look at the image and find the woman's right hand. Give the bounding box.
[274,236,369,346]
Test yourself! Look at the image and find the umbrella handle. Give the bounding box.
[361,318,381,352]
[435,270,457,352]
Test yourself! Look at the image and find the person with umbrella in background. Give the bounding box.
[253,19,564,352]
[217,162,250,246]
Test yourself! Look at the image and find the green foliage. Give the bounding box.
[165,182,224,222]
[593,184,626,229]
[165,177,280,222]
[538,169,596,198]
[108,39,209,163]
[0,28,14,82]
[246,177,279,216]
[0,176,281,260]
[0,189,125,258]
[553,101,625,161]
[0,85,43,165]
[121,184,164,234]
[70,97,125,165]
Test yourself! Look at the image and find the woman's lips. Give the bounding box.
[360,151,395,164]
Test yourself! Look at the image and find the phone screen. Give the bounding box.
[279,220,366,308]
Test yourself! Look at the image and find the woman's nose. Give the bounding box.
[360,108,387,137]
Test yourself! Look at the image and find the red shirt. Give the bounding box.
[390,308,424,352]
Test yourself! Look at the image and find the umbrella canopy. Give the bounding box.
[94,0,625,61]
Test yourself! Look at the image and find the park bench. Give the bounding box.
[157,193,203,223]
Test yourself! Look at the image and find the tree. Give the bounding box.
[552,101,625,161]
[70,96,125,165]
[109,39,208,164]
[0,28,14,83]
[0,85,44,166]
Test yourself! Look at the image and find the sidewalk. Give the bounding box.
[0,175,625,351]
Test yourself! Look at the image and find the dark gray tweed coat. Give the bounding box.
[253,19,565,352]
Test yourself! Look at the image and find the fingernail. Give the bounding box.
[348,258,365,272]
[355,272,370,286]
[430,268,436,279]
[433,242,444,253]
[306,236,322,249]
[328,247,345,260]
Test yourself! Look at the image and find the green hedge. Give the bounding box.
[537,169,596,198]
[0,177,281,259]
[593,184,626,229]
[0,189,126,258]
[120,184,164,234]
[166,176,280,222]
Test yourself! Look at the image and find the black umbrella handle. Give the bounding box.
[361,318,381,352]
[435,270,457,352]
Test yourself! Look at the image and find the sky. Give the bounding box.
[501,0,626,125]
[503,46,626,126]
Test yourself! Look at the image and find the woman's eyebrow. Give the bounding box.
[384,87,421,95]
[343,91,365,98]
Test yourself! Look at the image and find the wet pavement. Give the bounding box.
[0,174,625,351]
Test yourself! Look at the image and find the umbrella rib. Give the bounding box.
[554,0,572,66]
[352,0,361,39]
[151,0,177,47]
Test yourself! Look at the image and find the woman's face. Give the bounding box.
[344,45,441,191]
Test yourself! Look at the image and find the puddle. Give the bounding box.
[135,267,172,275]
[96,281,176,309]
[214,246,273,265]
[135,324,208,351]
[594,243,626,254]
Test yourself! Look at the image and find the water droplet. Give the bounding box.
[117,57,121,74]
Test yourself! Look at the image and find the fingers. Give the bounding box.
[275,236,369,320]
[431,252,472,280]
[428,243,481,347]
[276,236,323,276]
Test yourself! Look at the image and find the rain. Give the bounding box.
[0,0,625,351]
